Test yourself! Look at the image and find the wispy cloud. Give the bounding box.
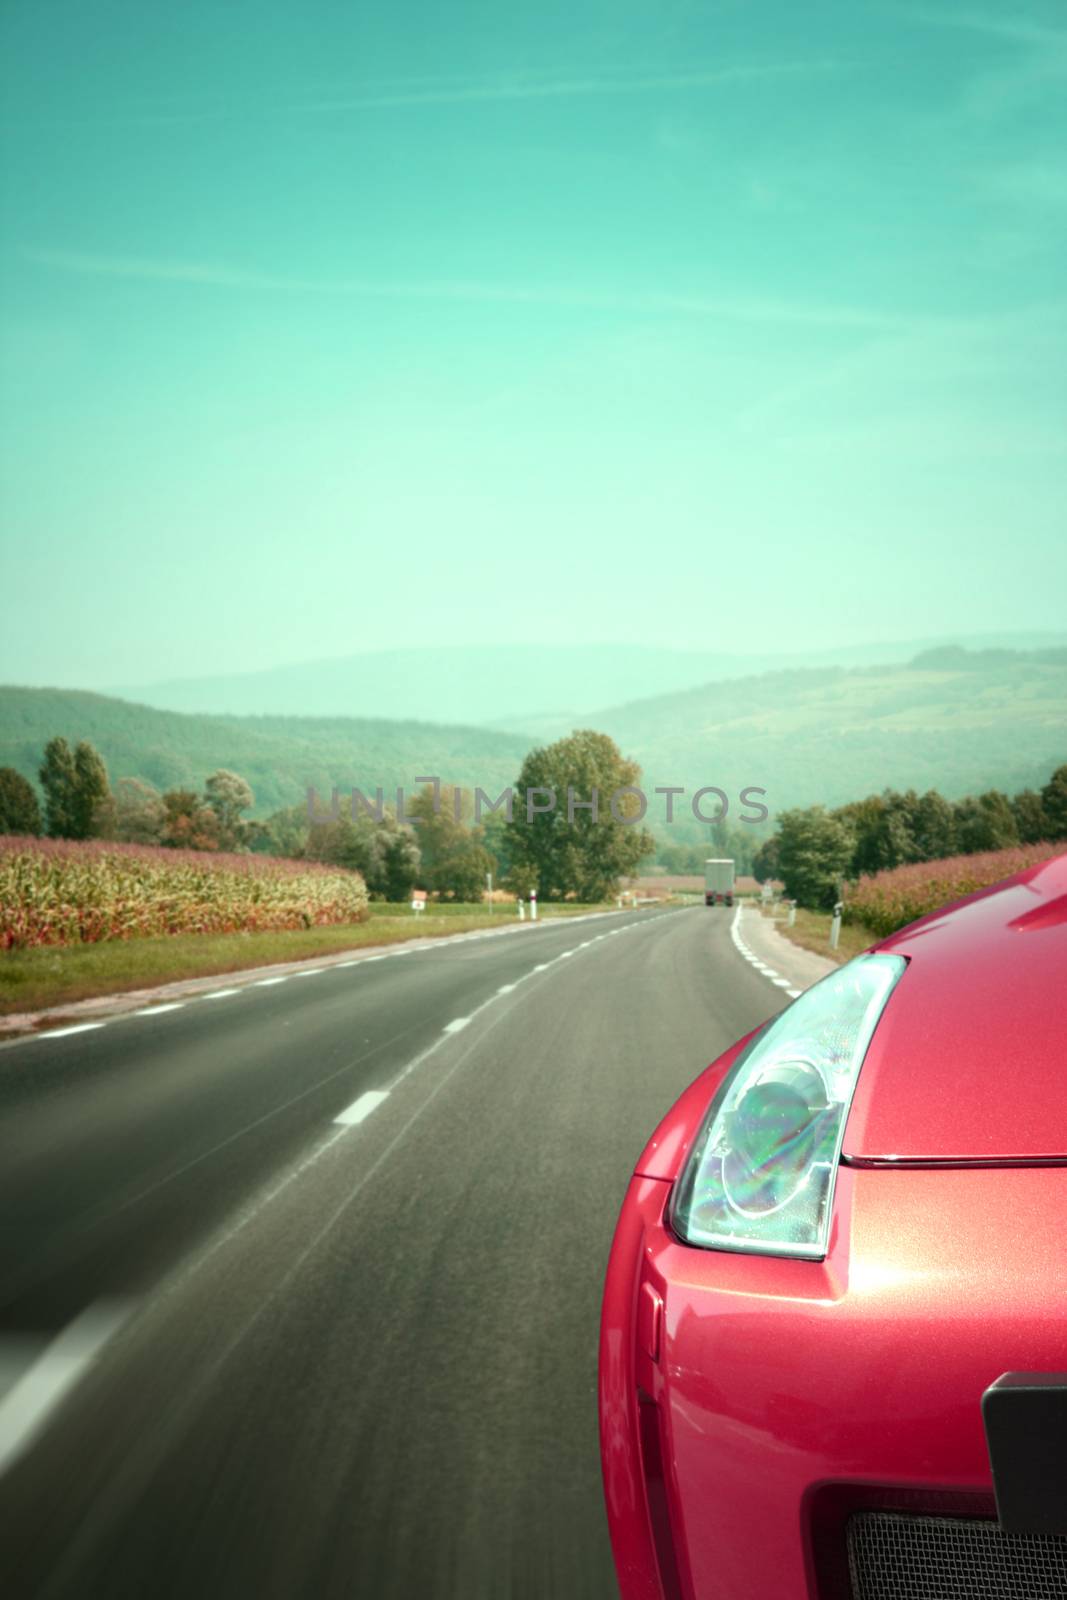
[4,60,842,132]
[25,247,909,331]
[903,9,1067,46]
[290,60,842,114]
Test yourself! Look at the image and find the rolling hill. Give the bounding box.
[2,647,1064,831]
[0,690,530,818]
[107,633,1067,727]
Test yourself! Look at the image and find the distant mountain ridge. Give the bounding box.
[104,632,1067,727]
[2,646,1064,830]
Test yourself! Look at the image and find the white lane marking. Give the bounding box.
[443,1017,470,1034]
[334,1090,389,1127]
[203,989,240,1000]
[532,963,549,973]
[294,970,323,979]
[254,977,287,987]
[497,984,516,995]
[134,1004,185,1016]
[38,1023,104,1039]
[558,949,575,959]
[335,961,359,968]
[732,903,808,1000]
[0,1301,129,1478]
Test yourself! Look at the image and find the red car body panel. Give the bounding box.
[599,853,1067,1600]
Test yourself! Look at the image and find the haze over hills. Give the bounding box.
[106,633,1067,728]
[4,646,1064,832]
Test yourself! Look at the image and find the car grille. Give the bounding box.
[848,1510,1067,1600]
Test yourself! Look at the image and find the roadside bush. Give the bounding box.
[0,835,369,949]
[843,841,1064,938]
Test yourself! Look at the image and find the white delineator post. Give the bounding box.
[829,901,842,950]
[530,889,538,922]
[518,898,525,921]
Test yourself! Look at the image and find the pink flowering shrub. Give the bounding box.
[844,842,1064,938]
[0,835,368,949]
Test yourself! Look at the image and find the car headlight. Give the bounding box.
[670,954,906,1259]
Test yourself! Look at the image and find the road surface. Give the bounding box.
[0,905,796,1599]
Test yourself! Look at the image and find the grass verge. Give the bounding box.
[0,902,610,1016]
[759,905,879,965]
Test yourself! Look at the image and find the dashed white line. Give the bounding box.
[497,984,516,996]
[786,988,802,999]
[38,1023,104,1039]
[203,989,240,1000]
[134,1003,185,1016]
[253,977,288,987]
[293,970,323,979]
[0,1301,129,1478]
[334,1090,389,1127]
[772,978,792,988]
[443,1017,470,1034]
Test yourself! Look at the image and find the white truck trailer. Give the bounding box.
[704,858,735,907]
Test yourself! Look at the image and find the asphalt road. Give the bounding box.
[0,905,791,1599]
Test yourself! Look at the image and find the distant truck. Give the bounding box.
[704,858,735,907]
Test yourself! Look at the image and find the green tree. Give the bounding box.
[0,767,42,835]
[39,737,79,837]
[379,825,422,901]
[257,803,309,857]
[912,789,956,861]
[160,788,221,851]
[776,806,855,909]
[203,769,254,850]
[504,730,655,901]
[954,790,1019,854]
[307,807,422,900]
[1039,764,1067,841]
[752,835,780,884]
[1011,788,1048,845]
[112,778,165,844]
[408,785,493,901]
[70,742,110,839]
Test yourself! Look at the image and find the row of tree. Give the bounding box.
[756,764,1067,909]
[0,739,257,854]
[0,729,654,903]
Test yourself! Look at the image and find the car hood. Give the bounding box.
[843,853,1067,1162]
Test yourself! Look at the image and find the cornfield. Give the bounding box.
[0,835,369,949]
[843,841,1064,938]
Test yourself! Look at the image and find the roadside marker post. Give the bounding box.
[530,889,538,923]
[829,901,842,950]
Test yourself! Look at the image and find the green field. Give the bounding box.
[0,902,612,1016]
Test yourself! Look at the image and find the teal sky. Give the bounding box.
[1,2,1065,687]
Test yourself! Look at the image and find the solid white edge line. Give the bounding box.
[334,1090,389,1127]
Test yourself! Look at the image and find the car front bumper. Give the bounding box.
[600,1162,1067,1600]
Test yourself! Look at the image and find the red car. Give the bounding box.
[599,853,1067,1600]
